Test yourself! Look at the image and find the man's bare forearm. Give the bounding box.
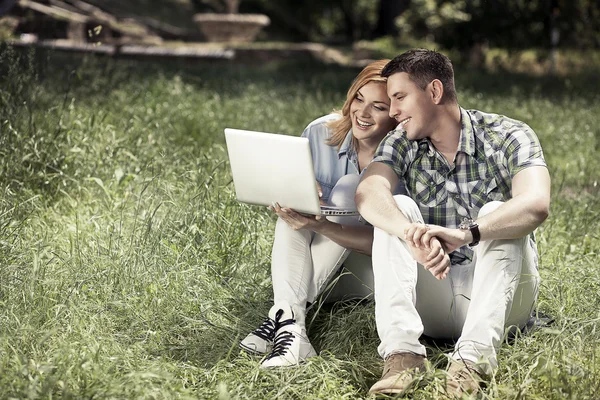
[355,175,410,239]
[476,193,549,242]
[476,166,551,242]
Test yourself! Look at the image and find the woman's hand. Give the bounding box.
[316,181,326,206]
[269,202,329,231]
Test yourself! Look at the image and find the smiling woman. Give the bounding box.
[238,59,398,368]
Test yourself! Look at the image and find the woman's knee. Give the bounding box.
[329,175,360,208]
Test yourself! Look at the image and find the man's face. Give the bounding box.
[386,72,434,141]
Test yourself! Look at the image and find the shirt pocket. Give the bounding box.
[467,177,503,209]
[411,168,448,207]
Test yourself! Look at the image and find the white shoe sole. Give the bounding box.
[239,341,272,355]
[260,346,317,368]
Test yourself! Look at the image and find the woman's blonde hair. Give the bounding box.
[326,59,391,150]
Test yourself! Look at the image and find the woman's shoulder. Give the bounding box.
[301,113,341,140]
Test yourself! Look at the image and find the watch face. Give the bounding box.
[459,218,474,230]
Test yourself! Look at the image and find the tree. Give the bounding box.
[373,0,411,38]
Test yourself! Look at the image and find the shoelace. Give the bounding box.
[251,317,276,341]
[265,309,296,359]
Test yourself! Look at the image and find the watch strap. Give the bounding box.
[468,223,480,247]
[459,218,480,247]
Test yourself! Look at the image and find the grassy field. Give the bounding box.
[0,46,599,399]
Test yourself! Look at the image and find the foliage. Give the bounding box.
[397,0,472,42]
[0,47,600,398]
[252,0,380,42]
[13,0,599,49]
[190,0,240,14]
[396,0,600,50]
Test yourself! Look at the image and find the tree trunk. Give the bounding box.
[373,0,411,38]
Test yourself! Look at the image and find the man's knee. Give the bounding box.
[393,195,422,223]
[477,201,504,218]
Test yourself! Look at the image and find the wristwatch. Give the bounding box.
[459,218,480,247]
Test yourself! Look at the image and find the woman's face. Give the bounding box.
[349,81,397,143]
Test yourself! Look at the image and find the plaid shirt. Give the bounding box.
[372,107,547,264]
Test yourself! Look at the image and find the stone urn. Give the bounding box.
[193,13,270,43]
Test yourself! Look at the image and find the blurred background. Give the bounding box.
[1,0,599,73]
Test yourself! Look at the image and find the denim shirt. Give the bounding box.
[301,114,360,202]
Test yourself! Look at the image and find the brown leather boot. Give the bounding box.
[444,360,484,398]
[368,352,426,395]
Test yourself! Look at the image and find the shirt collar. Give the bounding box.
[338,129,354,159]
[458,107,476,156]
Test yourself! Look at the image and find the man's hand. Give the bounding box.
[404,223,451,280]
[422,225,470,253]
[269,202,328,231]
[404,222,431,249]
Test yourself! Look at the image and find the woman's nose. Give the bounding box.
[357,104,370,118]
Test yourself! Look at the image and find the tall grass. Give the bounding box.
[0,45,599,399]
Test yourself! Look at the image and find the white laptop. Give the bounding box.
[224,128,359,216]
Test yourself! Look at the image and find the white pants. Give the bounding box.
[373,195,540,375]
[271,175,374,326]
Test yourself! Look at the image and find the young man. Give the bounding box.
[355,49,551,397]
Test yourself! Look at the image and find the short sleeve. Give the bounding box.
[503,123,547,178]
[371,130,411,178]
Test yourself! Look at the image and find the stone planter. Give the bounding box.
[193,13,270,43]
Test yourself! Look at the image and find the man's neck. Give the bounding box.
[428,104,462,157]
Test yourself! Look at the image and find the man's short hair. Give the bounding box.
[382,49,457,103]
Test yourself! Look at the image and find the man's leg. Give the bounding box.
[372,195,427,358]
[453,201,540,375]
[370,195,456,395]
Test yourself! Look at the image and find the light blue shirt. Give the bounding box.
[301,114,359,202]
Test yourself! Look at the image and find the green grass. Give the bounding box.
[1,45,599,399]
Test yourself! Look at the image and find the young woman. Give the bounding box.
[240,60,397,367]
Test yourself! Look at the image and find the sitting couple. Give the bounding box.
[239,49,551,397]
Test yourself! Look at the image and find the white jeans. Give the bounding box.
[373,195,540,375]
[271,175,374,326]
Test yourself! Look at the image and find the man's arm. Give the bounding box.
[355,162,407,237]
[422,166,551,251]
[476,165,551,241]
[356,162,451,280]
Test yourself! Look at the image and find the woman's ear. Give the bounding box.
[430,79,444,104]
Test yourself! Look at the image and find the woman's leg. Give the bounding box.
[270,217,314,327]
[240,218,315,357]
[243,174,364,365]
[306,174,366,303]
[260,177,361,367]
[323,252,374,303]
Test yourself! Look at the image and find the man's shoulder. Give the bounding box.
[467,109,534,145]
[469,108,531,129]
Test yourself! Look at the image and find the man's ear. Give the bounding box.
[430,79,444,104]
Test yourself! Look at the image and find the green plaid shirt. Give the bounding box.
[372,107,546,264]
